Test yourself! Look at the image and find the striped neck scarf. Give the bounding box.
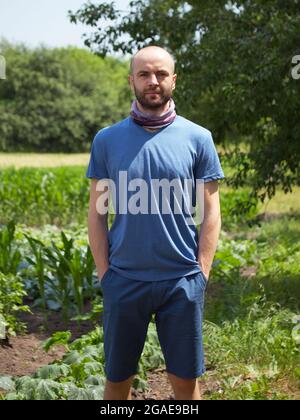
[130,98,177,130]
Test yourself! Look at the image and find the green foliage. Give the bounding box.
[0,272,30,338]
[220,189,259,227]
[0,166,90,226]
[0,222,29,338]
[205,302,300,369]
[24,234,48,319]
[214,237,257,279]
[0,221,21,274]
[23,230,98,320]
[203,302,300,400]
[0,42,130,152]
[0,220,99,321]
[43,331,72,353]
[71,295,104,324]
[69,0,300,205]
[207,213,300,324]
[0,165,260,228]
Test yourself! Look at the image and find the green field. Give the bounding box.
[0,153,90,169]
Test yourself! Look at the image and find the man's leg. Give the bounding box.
[167,372,201,400]
[155,272,207,401]
[103,375,135,400]
[101,271,152,398]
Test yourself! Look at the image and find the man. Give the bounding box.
[86,46,225,400]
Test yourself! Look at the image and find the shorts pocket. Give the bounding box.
[196,271,208,290]
[200,271,208,284]
[100,268,111,287]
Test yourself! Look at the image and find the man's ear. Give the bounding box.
[128,74,134,93]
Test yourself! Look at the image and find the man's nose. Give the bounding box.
[148,73,159,85]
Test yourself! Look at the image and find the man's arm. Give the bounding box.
[88,179,110,281]
[197,180,222,281]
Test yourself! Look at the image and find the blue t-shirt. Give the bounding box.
[86,115,225,281]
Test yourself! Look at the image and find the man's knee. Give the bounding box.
[167,372,198,391]
[106,374,135,388]
[167,372,201,400]
[103,375,135,400]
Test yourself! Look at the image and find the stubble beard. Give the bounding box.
[134,86,173,110]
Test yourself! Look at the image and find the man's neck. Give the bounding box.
[144,127,160,132]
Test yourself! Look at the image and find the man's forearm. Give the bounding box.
[88,212,109,279]
[197,213,221,280]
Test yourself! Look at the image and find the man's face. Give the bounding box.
[129,53,177,110]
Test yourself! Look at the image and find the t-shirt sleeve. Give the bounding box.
[195,131,225,182]
[85,131,109,180]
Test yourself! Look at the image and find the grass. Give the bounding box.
[0,153,90,169]
[202,303,300,400]
[257,187,300,215]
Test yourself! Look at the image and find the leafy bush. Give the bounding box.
[0,43,130,152]
[0,272,30,338]
[220,188,259,227]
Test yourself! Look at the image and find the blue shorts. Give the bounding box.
[100,269,207,382]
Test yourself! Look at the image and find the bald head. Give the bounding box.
[130,46,175,75]
[128,45,177,113]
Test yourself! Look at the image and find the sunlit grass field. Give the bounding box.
[0,153,90,169]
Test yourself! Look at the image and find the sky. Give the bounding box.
[0,0,130,49]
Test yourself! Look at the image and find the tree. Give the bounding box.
[0,42,130,152]
[69,0,300,207]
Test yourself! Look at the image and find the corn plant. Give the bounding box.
[68,249,85,314]
[81,246,96,301]
[24,235,48,321]
[43,232,74,320]
[0,221,21,275]
[24,230,98,320]
[0,167,89,227]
